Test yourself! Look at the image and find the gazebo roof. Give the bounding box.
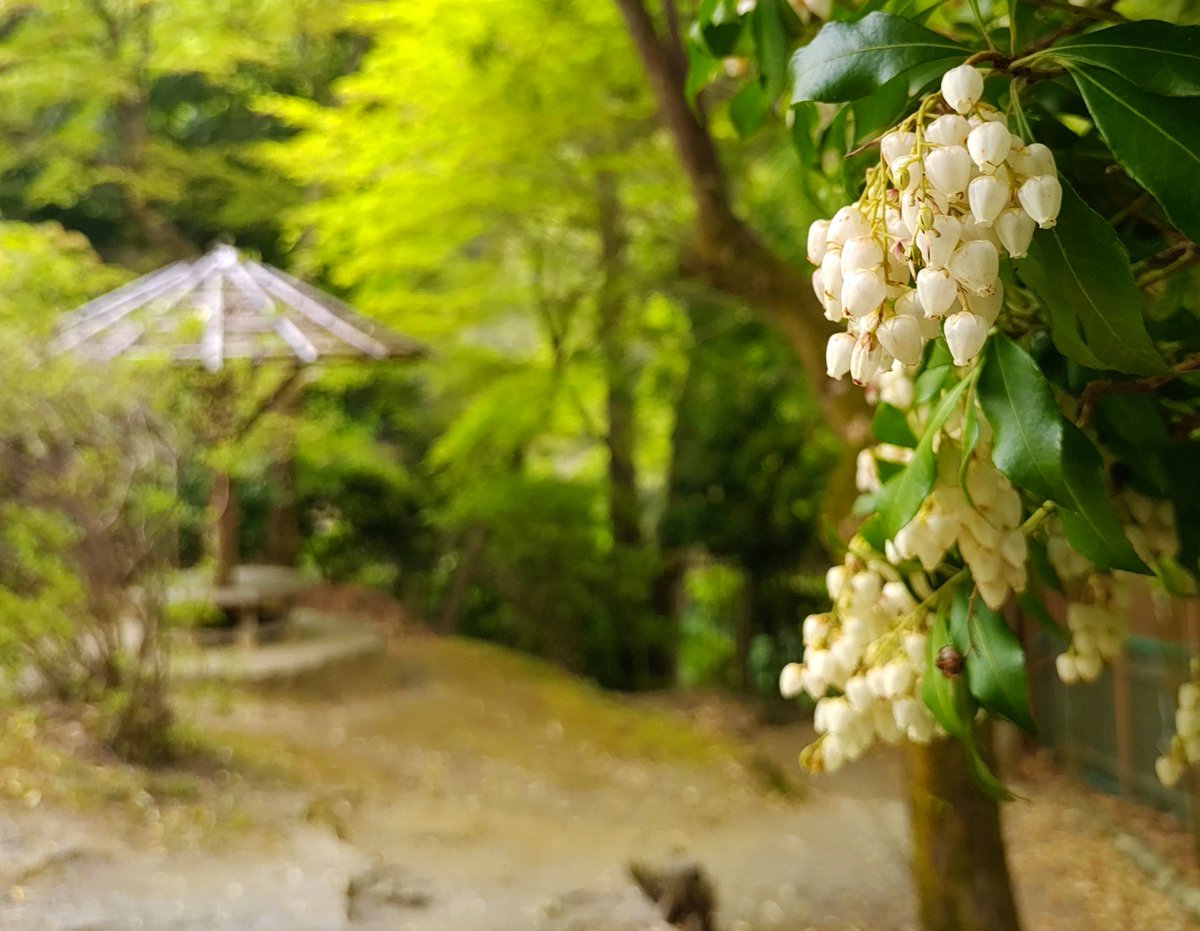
[52,245,423,370]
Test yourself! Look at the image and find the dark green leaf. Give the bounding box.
[1069,65,1200,244]
[921,614,974,738]
[880,375,972,537]
[685,39,723,103]
[730,81,770,137]
[977,335,1069,504]
[695,0,745,56]
[960,590,1036,733]
[791,12,968,104]
[858,513,888,552]
[1046,21,1200,97]
[966,744,1016,801]
[1058,423,1149,573]
[753,0,791,103]
[1015,182,1165,376]
[872,402,918,447]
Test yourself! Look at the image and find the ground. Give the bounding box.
[1,608,1198,931]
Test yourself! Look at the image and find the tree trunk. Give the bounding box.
[612,3,1021,928]
[264,454,302,566]
[908,732,1023,931]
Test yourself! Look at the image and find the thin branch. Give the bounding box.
[1077,352,1200,426]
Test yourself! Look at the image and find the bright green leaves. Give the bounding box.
[791,12,968,104]
[871,402,917,448]
[1041,20,1200,98]
[1016,183,1165,376]
[978,335,1148,574]
[951,587,1035,733]
[879,373,973,538]
[1068,66,1200,244]
[753,0,792,105]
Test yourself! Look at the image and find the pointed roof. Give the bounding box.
[52,245,423,370]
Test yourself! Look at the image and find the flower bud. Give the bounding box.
[827,205,870,245]
[889,155,922,192]
[916,267,959,319]
[1156,754,1186,788]
[1018,175,1063,228]
[856,448,880,493]
[915,214,961,268]
[807,219,830,265]
[804,611,831,643]
[1010,141,1055,178]
[904,632,926,668]
[882,659,913,698]
[780,663,805,699]
[845,675,873,712]
[842,268,886,318]
[1056,652,1080,684]
[966,121,1011,173]
[947,239,1000,295]
[850,332,883,385]
[825,331,855,380]
[881,130,916,166]
[876,314,923,366]
[925,113,970,147]
[967,175,1008,227]
[943,310,989,366]
[924,145,972,198]
[841,235,884,275]
[941,64,985,115]
[1075,650,1103,682]
[995,207,1036,258]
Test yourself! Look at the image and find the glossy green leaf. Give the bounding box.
[1016,182,1164,376]
[1046,21,1200,97]
[791,12,968,104]
[872,402,918,447]
[977,335,1069,504]
[753,0,791,103]
[880,375,972,537]
[1058,423,1149,573]
[966,745,1016,802]
[1069,65,1200,244]
[921,613,974,739]
[955,588,1036,733]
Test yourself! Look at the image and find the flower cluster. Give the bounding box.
[779,551,938,773]
[812,64,1063,387]
[1157,666,1200,788]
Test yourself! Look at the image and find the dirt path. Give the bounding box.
[2,631,1198,930]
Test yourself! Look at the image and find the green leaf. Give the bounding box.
[1058,423,1149,573]
[685,40,723,103]
[921,613,975,739]
[1045,21,1200,97]
[753,0,791,103]
[955,588,1036,733]
[1016,182,1164,376]
[879,375,973,537]
[914,341,953,405]
[694,0,744,56]
[730,81,771,137]
[872,402,918,447]
[977,335,1069,504]
[791,12,968,104]
[966,745,1016,801]
[1069,64,1200,244]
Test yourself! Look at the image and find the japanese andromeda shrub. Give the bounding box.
[742,10,1200,792]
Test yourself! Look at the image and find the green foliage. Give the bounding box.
[1040,20,1200,97]
[951,588,1035,733]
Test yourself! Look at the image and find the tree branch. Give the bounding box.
[1077,351,1200,426]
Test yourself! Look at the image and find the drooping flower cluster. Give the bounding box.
[1157,664,1200,788]
[779,551,937,772]
[811,64,1063,387]
[1048,490,1180,685]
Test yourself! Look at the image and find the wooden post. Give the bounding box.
[210,468,239,587]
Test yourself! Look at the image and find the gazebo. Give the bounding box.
[53,244,424,596]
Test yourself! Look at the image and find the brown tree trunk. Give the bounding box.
[264,454,302,566]
[210,469,239,587]
[612,3,1021,928]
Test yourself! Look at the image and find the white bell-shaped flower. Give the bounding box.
[881,130,916,166]
[1010,142,1055,178]
[807,219,830,265]
[925,113,970,147]
[841,235,884,275]
[827,205,870,245]
[916,267,959,319]
[780,663,805,699]
[943,310,990,366]
[889,155,923,192]
[965,280,1004,325]
[1018,175,1062,228]
[966,121,1011,173]
[876,313,923,366]
[900,188,948,237]
[968,175,1009,226]
[878,364,915,408]
[915,214,961,268]
[820,250,843,302]
[995,207,1036,258]
[941,64,985,115]
[811,269,825,304]
[1156,754,1185,788]
[947,239,1000,295]
[924,144,972,197]
[826,331,855,379]
[842,268,886,318]
[850,332,883,385]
